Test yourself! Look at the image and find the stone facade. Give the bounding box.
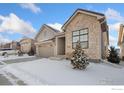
[36,26,57,42]
[64,13,108,61]
[118,24,124,59]
[120,44,124,59]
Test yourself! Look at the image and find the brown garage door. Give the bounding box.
[38,44,54,58]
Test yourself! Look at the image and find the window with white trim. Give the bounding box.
[72,28,88,49]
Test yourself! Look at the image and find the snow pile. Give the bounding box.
[101,59,123,68]
[1,58,124,85]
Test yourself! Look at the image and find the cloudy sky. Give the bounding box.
[0,3,123,48]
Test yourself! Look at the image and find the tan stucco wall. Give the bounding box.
[120,44,124,58]
[35,45,39,56]
[36,27,56,42]
[118,25,124,59]
[102,32,109,58]
[57,37,65,55]
[64,13,102,60]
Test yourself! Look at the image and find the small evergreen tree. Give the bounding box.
[18,50,23,56]
[70,41,89,70]
[107,46,120,64]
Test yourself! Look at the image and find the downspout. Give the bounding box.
[98,17,106,60]
[100,18,109,58]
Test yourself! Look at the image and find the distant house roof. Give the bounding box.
[35,24,60,40]
[20,37,34,43]
[44,24,60,32]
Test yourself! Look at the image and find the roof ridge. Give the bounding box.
[62,8,105,30]
[77,8,105,16]
[44,24,60,32]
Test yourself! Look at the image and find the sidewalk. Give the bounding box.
[0,70,26,85]
[0,55,41,85]
[0,74,12,85]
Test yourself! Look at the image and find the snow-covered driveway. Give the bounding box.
[0,55,36,85]
[1,58,124,85]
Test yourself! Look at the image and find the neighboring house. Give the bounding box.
[0,41,20,50]
[35,9,109,62]
[10,41,20,50]
[0,43,4,49]
[16,42,21,50]
[1,43,11,49]
[10,41,17,49]
[35,24,60,57]
[118,24,124,59]
[5,43,11,48]
[20,38,35,54]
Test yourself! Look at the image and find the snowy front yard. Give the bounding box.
[1,58,124,85]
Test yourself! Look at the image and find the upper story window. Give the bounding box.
[72,28,88,49]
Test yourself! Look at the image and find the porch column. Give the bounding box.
[55,37,58,56]
[35,44,39,56]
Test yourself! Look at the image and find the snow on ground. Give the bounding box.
[0,54,34,61]
[1,58,124,85]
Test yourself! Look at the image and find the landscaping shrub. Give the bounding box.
[70,41,89,70]
[18,50,23,56]
[107,46,120,64]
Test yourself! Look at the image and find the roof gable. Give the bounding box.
[45,24,60,32]
[35,24,60,40]
[62,8,105,30]
[20,38,33,43]
[61,8,109,44]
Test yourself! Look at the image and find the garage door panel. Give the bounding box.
[39,45,54,58]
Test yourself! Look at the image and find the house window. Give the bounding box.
[72,28,88,49]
